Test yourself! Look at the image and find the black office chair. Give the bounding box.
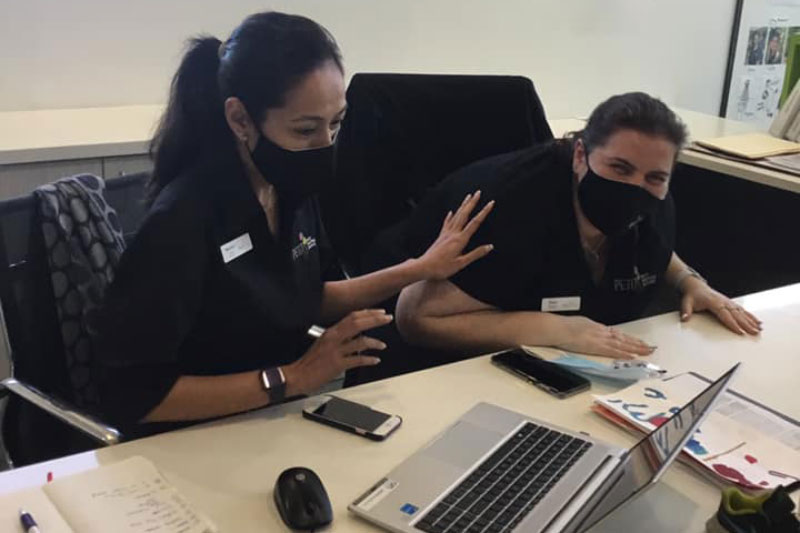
[320,74,553,386]
[320,73,553,277]
[0,172,148,467]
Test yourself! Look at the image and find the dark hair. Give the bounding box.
[577,92,687,155]
[147,12,343,204]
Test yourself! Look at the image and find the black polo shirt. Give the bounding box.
[405,141,675,325]
[93,160,334,431]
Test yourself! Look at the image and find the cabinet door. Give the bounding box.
[103,155,152,179]
[0,159,103,200]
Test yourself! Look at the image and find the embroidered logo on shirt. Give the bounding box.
[613,266,657,292]
[291,232,317,261]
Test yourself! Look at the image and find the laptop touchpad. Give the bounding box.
[424,421,506,470]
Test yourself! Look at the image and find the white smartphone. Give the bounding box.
[302,395,402,441]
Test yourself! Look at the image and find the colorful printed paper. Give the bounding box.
[594,373,800,490]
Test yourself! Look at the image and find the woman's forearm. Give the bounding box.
[398,307,571,353]
[143,367,305,422]
[320,259,427,322]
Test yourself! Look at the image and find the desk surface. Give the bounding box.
[2,284,799,532]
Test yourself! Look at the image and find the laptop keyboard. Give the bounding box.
[414,422,592,533]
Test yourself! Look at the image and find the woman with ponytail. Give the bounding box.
[93,11,493,435]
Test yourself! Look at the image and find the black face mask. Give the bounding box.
[577,156,663,236]
[249,133,335,205]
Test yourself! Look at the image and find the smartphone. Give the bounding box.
[491,348,590,398]
[302,395,402,441]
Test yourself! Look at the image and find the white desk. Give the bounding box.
[2,284,798,532]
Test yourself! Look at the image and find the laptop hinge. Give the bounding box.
[541,454,622,533]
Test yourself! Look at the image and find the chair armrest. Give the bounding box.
[0,377,121,445]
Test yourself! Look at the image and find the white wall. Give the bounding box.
[0,0,735,119]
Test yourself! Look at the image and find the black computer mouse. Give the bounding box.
[274,467,333,531]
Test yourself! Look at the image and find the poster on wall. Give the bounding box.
[733,24,787,123]
[723,1,800,128]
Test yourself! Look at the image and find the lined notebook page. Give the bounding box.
[0,487,74,533]
[44,456,217,533]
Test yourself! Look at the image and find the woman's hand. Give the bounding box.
[555,316,656,359]
[679,277,762,335]
[282,309,392,396]
[416,191,495,280]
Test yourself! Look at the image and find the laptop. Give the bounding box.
[349,363,740,533]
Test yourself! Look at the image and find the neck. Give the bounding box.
[237,140,277,207]
[572,176,605,249]
[237,140,280,237]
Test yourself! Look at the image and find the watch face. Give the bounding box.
[261,369,272,390]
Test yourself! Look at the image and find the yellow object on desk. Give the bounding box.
[694,133,800,160]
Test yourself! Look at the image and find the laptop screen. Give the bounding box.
[575,364,740,533]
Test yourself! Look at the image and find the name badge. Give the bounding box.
[541,296,581,312]
[220,233,253,263]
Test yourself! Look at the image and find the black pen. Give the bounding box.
[19,508,41,533]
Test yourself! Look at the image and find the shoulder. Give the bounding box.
[125,170,221,262]
[433,142,574,217]
[438,141,572,202]
[144,165,226,234]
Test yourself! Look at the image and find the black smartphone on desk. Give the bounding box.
[302,395,402,441]
[492,348,590,398]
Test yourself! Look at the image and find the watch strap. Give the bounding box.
[260,367,286,403]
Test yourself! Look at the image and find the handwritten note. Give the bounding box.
[44,456,217,533]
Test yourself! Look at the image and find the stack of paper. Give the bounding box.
[694,133,800,160]
[593,373,800,491]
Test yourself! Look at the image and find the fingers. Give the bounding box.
[457,243,495,268]
[743,308,762,326]
[712,306,745,335]
[584,326,653,359]
[707,300,762,336]
[600,347,639,360]
[592,336,639,360]
[604,327,654,356]
[451,191,482,229]
[615,331,656,356]
[342,335,387,355]
[729,306,761,335]
[329,309,393,340]
[680,294,694,322]
[342,354,382,370]
[462,200,495,238]
[441,210,454,230]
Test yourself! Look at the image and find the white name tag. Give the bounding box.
[541,296,581,312]
[220,233,253,263]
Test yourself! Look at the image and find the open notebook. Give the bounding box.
[0,456,217,533]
